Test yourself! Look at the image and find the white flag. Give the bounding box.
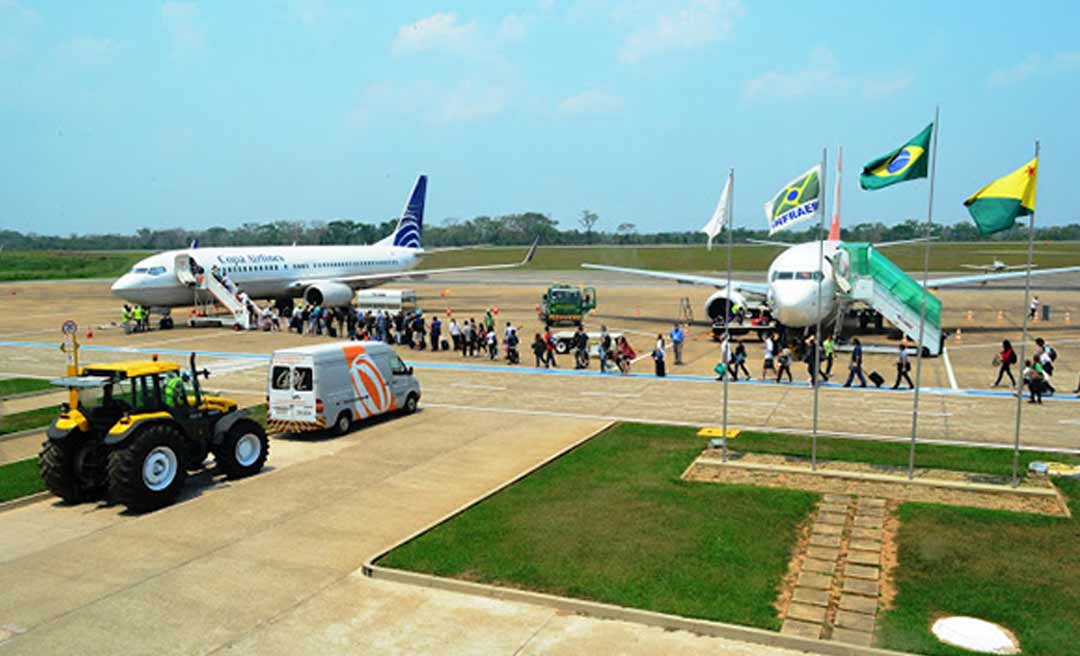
[764,164,823,235]
[701,174,732,250]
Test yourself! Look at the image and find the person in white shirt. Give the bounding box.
[762,333,776,379]
[653,334,666,377]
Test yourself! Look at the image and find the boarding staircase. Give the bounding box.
[835,243,942,355]
[176,254,257,329]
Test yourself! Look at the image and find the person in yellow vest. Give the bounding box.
[121,304,133,334]
[163,372,190,408]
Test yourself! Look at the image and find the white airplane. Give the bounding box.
[111,175,537,308]
[960,259,1035,273]
[583,179,1080,343]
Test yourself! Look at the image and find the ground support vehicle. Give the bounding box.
[538,285,597,327]
[40,354,268,512]
[267,341,421,436]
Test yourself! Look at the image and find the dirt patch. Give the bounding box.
[879,501,900,610]
[774,510,815,616]
[685,451,1067,516]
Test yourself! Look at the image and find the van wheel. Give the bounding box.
[403,394,419,414]
[333,411,353,436]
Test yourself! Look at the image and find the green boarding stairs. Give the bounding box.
[835,243,942,356]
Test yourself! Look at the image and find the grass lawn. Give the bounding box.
[379,422,818,630]
[0,458,45,503]
[0,406,57,436]
[0,378,53,398]
[877,478,1080,655]
[0,250,148,281]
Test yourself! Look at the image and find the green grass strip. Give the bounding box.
[878,478,1080,655]
[0,378,53,398]
[0,406,57,436]
[0,458,45,503]
[379,422,817,630]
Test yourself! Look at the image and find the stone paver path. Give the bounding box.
[780,495,887,646]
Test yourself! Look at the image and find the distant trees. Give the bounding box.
[2,215,1079,252]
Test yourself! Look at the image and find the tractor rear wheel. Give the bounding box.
[107,423,187,512]
[215,419,269,479]
[39,436,106,504]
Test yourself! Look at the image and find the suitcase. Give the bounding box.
[441,339,450,350]
[868,371,885,388]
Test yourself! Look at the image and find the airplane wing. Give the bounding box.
[580,263,768,298]
[295,238,539,289]
[958,264,989,270]
[925,265,1080,288]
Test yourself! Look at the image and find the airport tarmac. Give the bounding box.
[0,272,1077,654]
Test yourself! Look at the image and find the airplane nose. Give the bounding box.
[772,285,817,327]
[111,274,137,297]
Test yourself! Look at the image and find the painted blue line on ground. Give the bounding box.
[2,339,1077,403]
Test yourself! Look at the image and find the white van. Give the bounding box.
[267,341,421,435]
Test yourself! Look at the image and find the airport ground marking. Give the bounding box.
[449,382,508,391]
[580,391,642,398]
[873,409,954,418]
[941,347,959,390]
[2,339,1078,405]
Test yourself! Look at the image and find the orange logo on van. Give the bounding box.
[342,345,394,419]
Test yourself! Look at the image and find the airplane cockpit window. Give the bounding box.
[147,266,166,276]
[774,272,794,280]
[132,267,148,274]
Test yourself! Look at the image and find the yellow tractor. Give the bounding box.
[40,353,268,512]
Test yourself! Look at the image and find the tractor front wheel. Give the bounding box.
[107,424,187,512]
[215,419,269,479]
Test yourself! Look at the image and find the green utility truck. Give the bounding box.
[539,285,597,327]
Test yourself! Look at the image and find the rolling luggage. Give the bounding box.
[868,371,885,388]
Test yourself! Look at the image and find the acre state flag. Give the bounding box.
[860,123,933,190]
[964,158,1038,236]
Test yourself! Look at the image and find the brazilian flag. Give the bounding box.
[860,123,933,190]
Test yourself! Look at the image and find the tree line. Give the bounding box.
[3,212,1079,251]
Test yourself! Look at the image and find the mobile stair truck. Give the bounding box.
[267,341,422,436]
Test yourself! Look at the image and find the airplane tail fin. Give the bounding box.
[379,175,426,249]
[828,145,842,241]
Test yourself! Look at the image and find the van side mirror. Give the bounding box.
[407,366,414,376]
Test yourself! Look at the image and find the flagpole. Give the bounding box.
[1012,140,1040,487]
[722,168,734,463]
[812,147,827,470]
[908,106,940,480]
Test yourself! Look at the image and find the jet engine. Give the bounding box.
[303,281,354,307]
[704,289,748,322]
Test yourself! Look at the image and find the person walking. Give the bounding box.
[776,342,794,383]
[804,334,821,387]
[762,332,776,379]
[543,327,558,368]
[843,338,867,387]
[599,325,612,373]
[1034,337,1057,394]
[430,316,442,351]
[992,339,1017,387]
[733,341,751,380]
[891,344,914,390]
[1022,359,1045,404]
[1030,295,1040,320]
[487,328,498,360]
[670,323,685,365]
[449,319,461,352]
[617,336,636,375]
[532,333,548,368]
[506,328,520,364]
[652,334,666,377]
[573,325,589,369]
[822,335,835,380]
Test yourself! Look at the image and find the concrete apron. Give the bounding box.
[0,408,608,655]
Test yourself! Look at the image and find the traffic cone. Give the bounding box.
[966,309,974,322]
[446,308,452,317]
[1066,311,1072,325]
[955,327,962,342]
[997,309,1005,323]
[85,328,93,339]
[635,306,641,318]
[493,307,499,316]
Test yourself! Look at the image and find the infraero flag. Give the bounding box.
[860,123,933,190]
[764,164,822,235]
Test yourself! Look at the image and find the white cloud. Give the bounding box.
[497,14,527,42]
[989,51,1080,87]
[557,89,623,115]
[619,0,743,64]
[393,12,477,54]
[743,47,912,101]
[441,82,506,123]
[161,1,206,53]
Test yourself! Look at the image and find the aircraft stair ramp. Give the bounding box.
[176,254,256,329]
[837,243,942,355]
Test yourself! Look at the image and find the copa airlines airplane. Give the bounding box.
[111,175,537,308]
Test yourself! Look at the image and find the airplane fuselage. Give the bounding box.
[764,240,840,327]
[111,244,422,307]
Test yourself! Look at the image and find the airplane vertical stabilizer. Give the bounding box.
[378,175,426,249]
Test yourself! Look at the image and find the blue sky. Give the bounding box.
[3,1,1078,237]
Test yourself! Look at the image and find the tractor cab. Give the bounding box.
[539,284,597,327]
